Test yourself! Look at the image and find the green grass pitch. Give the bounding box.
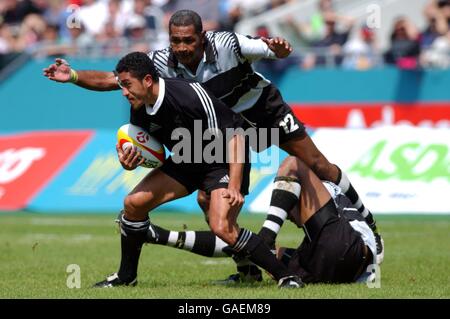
[0,212,449,299]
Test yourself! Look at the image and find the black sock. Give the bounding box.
[146,223,229,257]
[335,165,377,228]
[280,248,296,267]
[147,225,262,276]
[232,254,262,276]
[117,214,149,283]
[232,228,289,281]
[146,224,169,244]
[365,214,375,228]
[258,176,300,247]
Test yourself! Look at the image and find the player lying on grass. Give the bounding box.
[94,51,303,288]
[144,156,377,284]
[43,9,383,281]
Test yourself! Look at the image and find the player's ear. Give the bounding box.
[143,74,153,88]
[200,30,206,43]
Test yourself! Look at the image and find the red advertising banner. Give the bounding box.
[0,131,93,210]
[292,103,450,128]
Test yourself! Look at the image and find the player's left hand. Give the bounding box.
[261,37,293,58]
[222,188,244,207]
[116,143,145,170]
[43,58,72,82]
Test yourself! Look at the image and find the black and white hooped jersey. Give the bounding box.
[148,31,277,113]
[323,181,377,262]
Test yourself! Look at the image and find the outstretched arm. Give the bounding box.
[43,58,120,91]
[260,37,293,59]
[236,33,293,61]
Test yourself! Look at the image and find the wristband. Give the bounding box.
[69,69,79,83]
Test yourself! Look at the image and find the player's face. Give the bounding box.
[117,72,148,110]
[169,24,204,69]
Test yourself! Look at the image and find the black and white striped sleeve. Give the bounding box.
[235,33,277,61]
[148,49,170,77]
[212,31,242,58]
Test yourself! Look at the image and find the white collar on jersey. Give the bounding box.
[145,77,165,115]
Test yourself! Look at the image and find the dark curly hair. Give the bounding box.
[169,10,203,34]
[115,52,159,82]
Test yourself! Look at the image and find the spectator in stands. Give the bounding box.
[266,0,291,10]
[42,0,65,29]
[218,0,242,32]
[436,0,450,27]
[96,0,123,42]
[303,13,355,68]
[1,0,46,26]
[106,0,129,37]
[77,0,109,37]
[225,0,270,19]
[278,0,336,49]
[0,19,14,54]
[304,0,336,42]
[55,0,77,42]
[419,0,450,68]
[124,0,167,50]
[65,20,94,54]
[342,25,380,70]
[420,0,449,49]
[219,0,292,33]
[384,16,420,69]
[421,29,450,68]
[133,0,165,33]
[15,13,48,52]
[253,24,299,78]
[125,14,149,52]
[37,23,64,57]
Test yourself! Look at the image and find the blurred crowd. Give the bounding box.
[0,0,449,70]
[0,0,292,58]
[258,0,450,71]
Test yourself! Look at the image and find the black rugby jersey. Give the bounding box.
[130,78,244,164]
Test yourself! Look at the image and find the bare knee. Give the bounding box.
[277,156,301,178]
[277,155,338,183]
[124,192,153,219]
[197,191,210,214]
[277,156,318,181]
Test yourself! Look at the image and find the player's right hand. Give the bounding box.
[43,58,72,82]
[222,187,244,207]
[116,143,145,170]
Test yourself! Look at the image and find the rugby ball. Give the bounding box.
[117,124,165,168]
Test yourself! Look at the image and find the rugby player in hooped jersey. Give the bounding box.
[141,155,378,285]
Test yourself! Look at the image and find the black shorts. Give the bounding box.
[160,157,251,195]
[286,200,369,284]
[240,84,306,151]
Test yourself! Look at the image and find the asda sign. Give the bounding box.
[311,127,450,214]
[350,140,449,183]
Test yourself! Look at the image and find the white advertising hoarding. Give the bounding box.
[249,127,450,214]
